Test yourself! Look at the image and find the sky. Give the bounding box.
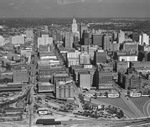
[0,0,149,18]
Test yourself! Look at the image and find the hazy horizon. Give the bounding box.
[0,0,149,18]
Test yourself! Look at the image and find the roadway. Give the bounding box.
[54,43,84,112]
[113,84,145,118]
[143,99,150,117]
[28,35,38,127]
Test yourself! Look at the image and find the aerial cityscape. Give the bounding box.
[0,0,150,127]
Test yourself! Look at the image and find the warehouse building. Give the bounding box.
[38,82,54,93]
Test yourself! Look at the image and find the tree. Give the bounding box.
[6,63,11,70]
[117,110,124,118]
[78,94,84,104]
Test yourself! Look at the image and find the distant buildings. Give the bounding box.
[11,35,25,45]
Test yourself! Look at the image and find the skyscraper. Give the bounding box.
[139,33,149,45]
[26,28,34,41]
[118,30,125,44]
[80,22,88,40]
[65,32,73,48]
[72,18,78,33]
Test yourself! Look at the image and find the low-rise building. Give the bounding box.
[38,82,54,93]
[13,69,29,83]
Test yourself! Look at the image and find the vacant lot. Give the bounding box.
[96,98,135,117]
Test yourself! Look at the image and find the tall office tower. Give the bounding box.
[80,23,88,40]
[139,33,149,45]
[92,34,103,47]
[78,72,91,89]
[94,51,107,65]
[103,35,113,51]
[65,32,73,48]
[26,28,34,41]
[82,31,91,45]
[72,18,78,33]
[118,30,125,44]
[44,25,49,33]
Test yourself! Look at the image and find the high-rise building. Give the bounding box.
[94,51,107,65]
[88,45,98,60]
[103,35,112,51]
[80,23,88,40]
[82,32,91,45]
[118,30,125,44]
[112,41,119,51]
[92,34,103,47]
[26,28,34,41]
[65,32,73,48]
[118,73,141,90]
[66,50,81,67]
[78,72,91,89]
[139,33,149,45]
[44,25,49,33]
[72,18,78,33]
[95,70,114,89]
